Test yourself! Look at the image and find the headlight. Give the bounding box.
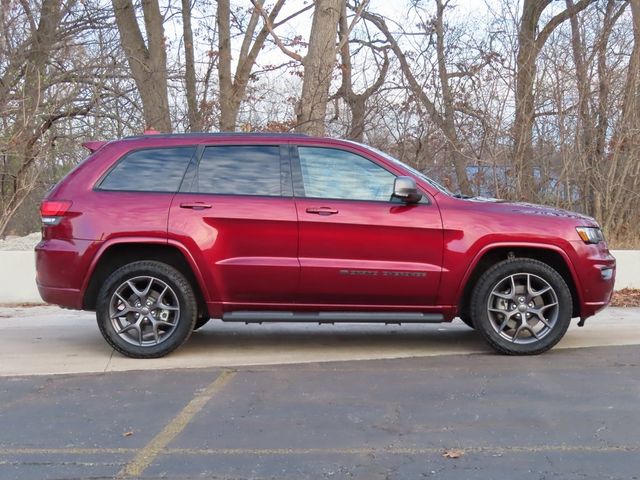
[576,226,604,244]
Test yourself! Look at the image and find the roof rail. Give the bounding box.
[123,132,310,140]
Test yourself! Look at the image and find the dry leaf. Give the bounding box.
[610,289,640,308]
[442,449,464,459]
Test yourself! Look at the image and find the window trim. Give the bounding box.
[95,145,197,194]
[291,145,430,205]
[178,143,293,198]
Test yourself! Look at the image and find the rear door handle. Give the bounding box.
[306,207,339,216]
[180,202,212,210]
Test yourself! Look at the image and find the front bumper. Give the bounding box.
[572,241,616,320]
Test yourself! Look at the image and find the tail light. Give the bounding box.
[40,200,72,225]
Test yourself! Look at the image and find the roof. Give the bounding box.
[121,132,310,141]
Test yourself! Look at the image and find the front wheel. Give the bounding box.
[96,261,198,358]
[470,258,572,355]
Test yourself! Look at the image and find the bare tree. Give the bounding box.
[600,0,640,237]
[512,0,595,200]
[295,0,342,135]
[218,0,302,131]
[333,1,389,141]
[362,4,474,195]
[567,0,629,219]
[0,0,120,235]
[181,0,201,131]
[112,0,171,132]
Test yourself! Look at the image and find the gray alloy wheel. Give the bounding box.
[471,258,572,355]
[109,276,181,347]
[486,273,559,344]
[96,261,197,358]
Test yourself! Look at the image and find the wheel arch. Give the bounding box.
[457,244,582,320]
[82,239,209,316]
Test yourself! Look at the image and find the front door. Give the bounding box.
[293,145,443,307]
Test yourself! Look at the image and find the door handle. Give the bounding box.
[306,207,339,216]
[180,202,212,210]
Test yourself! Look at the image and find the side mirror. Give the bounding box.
[393,176,422,203]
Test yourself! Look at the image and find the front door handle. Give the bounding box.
[180,202,212,210]
[306,207,339,216]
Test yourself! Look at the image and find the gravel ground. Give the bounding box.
[0,232,41,251]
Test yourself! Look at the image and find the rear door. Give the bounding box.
[168,144,299,306]
[293,145,443,307]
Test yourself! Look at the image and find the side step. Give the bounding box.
[222,311,444,324]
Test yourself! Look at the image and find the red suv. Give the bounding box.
[36,133,616,358]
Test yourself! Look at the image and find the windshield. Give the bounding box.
[348,142,454,196]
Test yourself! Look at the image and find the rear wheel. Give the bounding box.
[470,258,572,355]
[96,261,197,358]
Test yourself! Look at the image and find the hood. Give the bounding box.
[466,197,598,224]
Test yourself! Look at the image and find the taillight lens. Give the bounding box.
[40,200,72,225]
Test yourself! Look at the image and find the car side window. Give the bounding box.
[297,147,396,201]
[188,145,282,196]
[99,147,195,192]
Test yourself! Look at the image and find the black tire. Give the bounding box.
[470,258,572,355]
[193,315,211,331]
[96,260,197,358]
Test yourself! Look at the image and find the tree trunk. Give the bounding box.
[434,0,472,196]
[335,2,388,142]
[218,0,286,131]
[217,0,234,131]
[602,0,640,234]
[112,0,171,132]
[182,0,201,131]
[296,0,342,136]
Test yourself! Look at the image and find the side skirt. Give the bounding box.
[221,311,444,324]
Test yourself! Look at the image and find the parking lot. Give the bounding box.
[1,306,639,479]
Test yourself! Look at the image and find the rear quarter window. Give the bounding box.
[98,147,195,192]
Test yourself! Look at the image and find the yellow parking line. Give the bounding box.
[166,444,640,456]
[0,448,135,455]
[118,370,236,478]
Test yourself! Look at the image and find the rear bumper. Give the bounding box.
[35,238,100,310]
[36,283,83,310]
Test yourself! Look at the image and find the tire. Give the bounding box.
[470,258,572,355]
[193,315,211,331]
[96,260,197,358]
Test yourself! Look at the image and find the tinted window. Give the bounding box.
[99,147,194,192]
[298,147,395,201]
[192,146,282,196]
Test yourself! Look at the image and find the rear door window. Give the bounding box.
[186,145,283,196]
[99,147,195,192]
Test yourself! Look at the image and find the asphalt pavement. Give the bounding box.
[0,306,638,479]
